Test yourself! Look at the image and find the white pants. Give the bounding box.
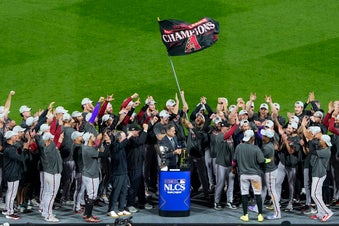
[265,169,281,218]
[312,176,333,219]
[82,176,99,200]
[41,172,61,219]
[5,180,19,215]
[73,172,86,211]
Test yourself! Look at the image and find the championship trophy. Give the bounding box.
[158,145,168,171]
[179,148,189,169]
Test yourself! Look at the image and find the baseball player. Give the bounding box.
[233,130,269,222]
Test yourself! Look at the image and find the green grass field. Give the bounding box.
[0,0,338,122]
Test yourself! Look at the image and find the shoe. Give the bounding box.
[65,200,74,205]
[265,204,274,210]
[45,216,59,222]
[214,203,222,211]
[127,206,138,213]
[30,199,40,207]
[82,214,99,219]
[266,214,280,220]
[101,195,109,204]
[6,213,20,220]
[240,214,249,222]
[321,212,333,222]
[107,211,119,218]
[85,216,101,222]
[310,215,318,220]
[2,210,8,216]
[145,190,152,198]
[303,207,317,215]
[74,209,84,214]
[258,213,264,222]
[118,210,131,216]
[144,203,153,210]
[226,202,237,210]
[248,205,258,213]
[284,204,293,212]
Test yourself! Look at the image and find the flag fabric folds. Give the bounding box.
[158,17,219,56]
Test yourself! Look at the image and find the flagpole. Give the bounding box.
[168,56,182,95]
[168,56,191,121]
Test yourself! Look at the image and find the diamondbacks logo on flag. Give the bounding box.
[159,17,219,56]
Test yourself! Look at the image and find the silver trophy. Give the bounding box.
[158,145,168,171]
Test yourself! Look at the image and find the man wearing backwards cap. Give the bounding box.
[2,131,22,220]
[308,134,333,222]
[233,129,269,222]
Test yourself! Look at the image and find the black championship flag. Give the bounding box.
[159,17,219,56]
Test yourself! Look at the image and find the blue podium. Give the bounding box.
[158,169,190,217]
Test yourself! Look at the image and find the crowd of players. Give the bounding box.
[0,90,338,223]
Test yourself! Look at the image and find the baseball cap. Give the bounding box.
[4,131,18,140]
[261,129,274,138]
[55,106,68,114]
[159,110,170,118]
[308,126,321,135]
[166,99,176,107]
[195,112,205,121]
[265,120,274,128]
[273,103,280,110]
[228,105,236,112]
[39,124,50,133]
[128,124,139,131]
[145,98,156,105]
[260,103,269,110]
[82,132,92,145]
[19,105,31,114]
[42,132,54,141]
[289,121,298,130]
[12,125,26,133]
[213,117,222,125]
[71,111,82,118]
[71,131,84,140]
[0,113,4,118]
[240,120,249,127]
[243,130,254,142]
[313,111,323,119]
[26,116,38,127]
[101,114,112,123]
[81,97,92,105]
[295,101,304,108]
[62,113,71,121]
[321,134,332,147]
[239,110,248,116]
[290,115,300,124]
